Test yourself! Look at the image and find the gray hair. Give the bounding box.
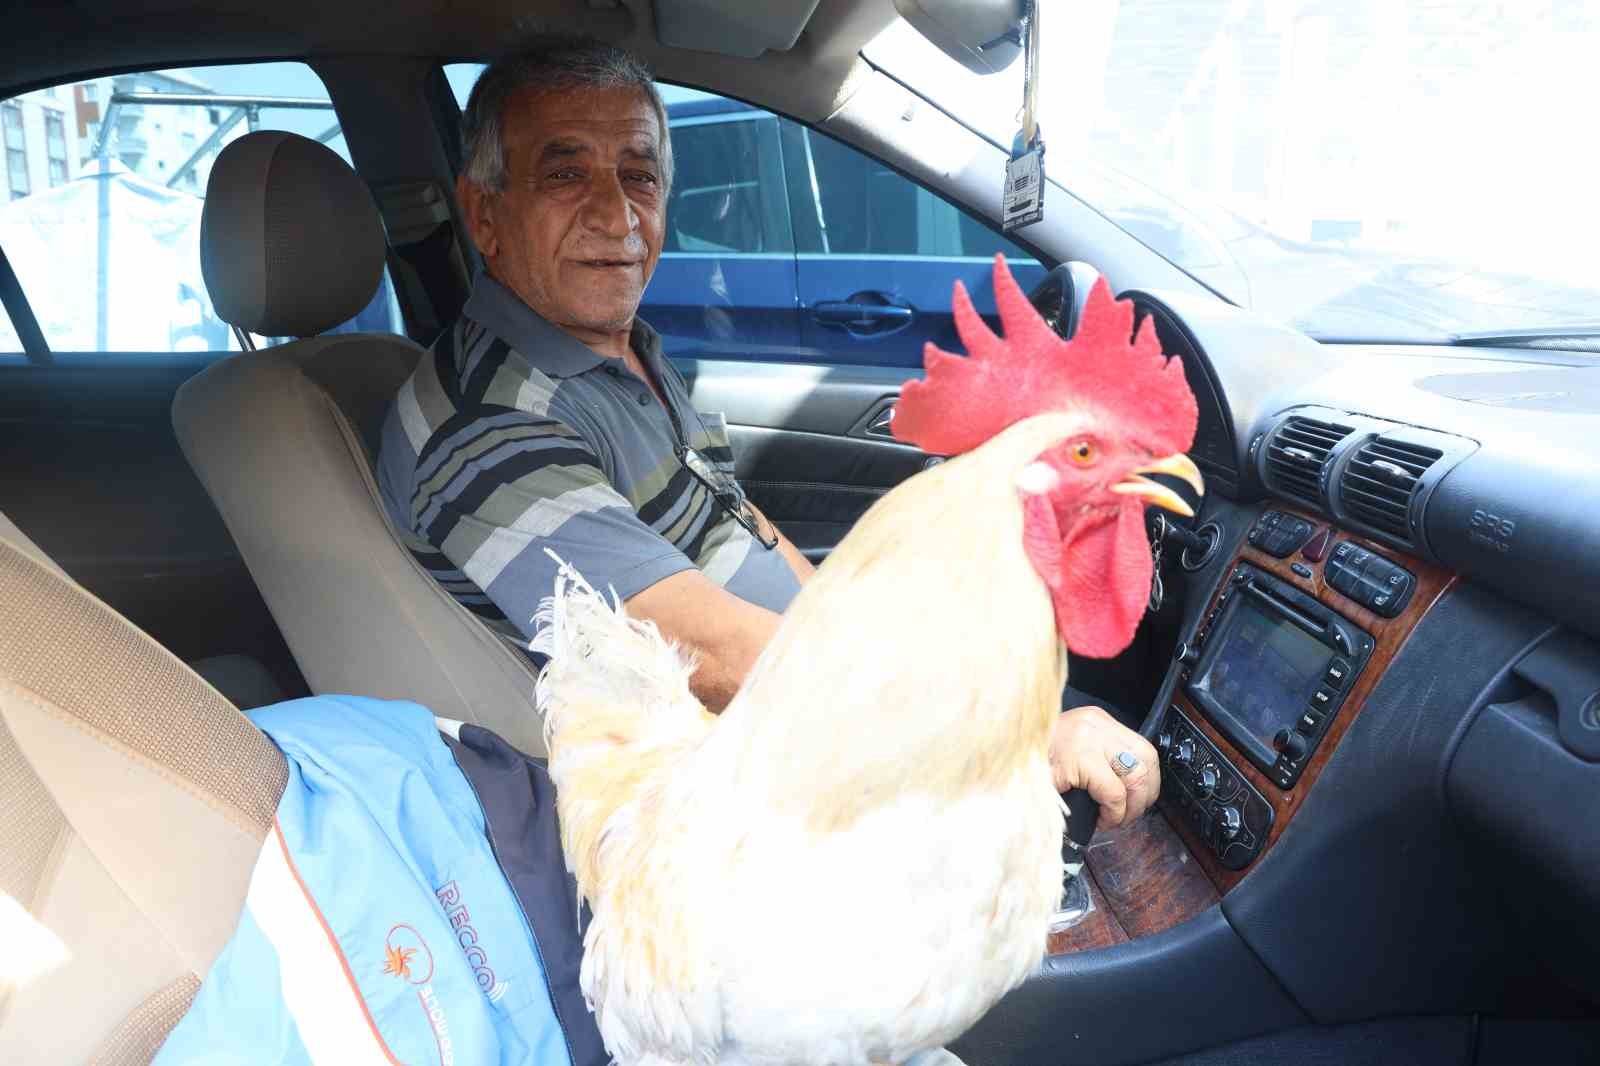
[461,35,673,196]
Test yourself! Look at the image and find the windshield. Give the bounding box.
[866,2,1600,343]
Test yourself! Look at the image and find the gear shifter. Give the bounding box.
[1051,788,1100,930]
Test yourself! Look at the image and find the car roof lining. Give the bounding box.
[0,0,898,125]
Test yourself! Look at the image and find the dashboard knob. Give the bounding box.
[1173,738,1196,767]
[1218,805,1243,840]
[1174,641,1200,668]
[1157,731,1173,754]
[1196,765,1219,798]
[1272,728,1309,762]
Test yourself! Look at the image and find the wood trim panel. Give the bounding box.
[1083,808,1219,938]
[1045,804,1220,955]
[1045,873,1129,955]
[1161,506,1455,893]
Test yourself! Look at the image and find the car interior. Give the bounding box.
[1,0,1597,1063]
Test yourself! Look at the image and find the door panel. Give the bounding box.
[0,359,306,692]
[674,357,924,559]
[727,425,927,559]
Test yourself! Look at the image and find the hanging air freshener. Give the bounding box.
[1002,0,1044,233]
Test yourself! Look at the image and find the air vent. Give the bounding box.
[1263,415,1352,506]
[1340,437,1443,539]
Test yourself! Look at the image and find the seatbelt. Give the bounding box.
[373,179,471,342]
[0,242,50,364]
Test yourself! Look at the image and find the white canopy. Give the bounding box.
[0,158,226,353]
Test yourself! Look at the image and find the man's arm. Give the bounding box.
[412,412,788,712]
[628,503,809,710]
[624,570,782,712]
[750,502,816,584]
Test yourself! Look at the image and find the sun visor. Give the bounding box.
[652,0,822,58]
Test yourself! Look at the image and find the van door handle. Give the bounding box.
[813,292,916,338]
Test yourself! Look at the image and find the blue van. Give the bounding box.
[644,94,1046,369]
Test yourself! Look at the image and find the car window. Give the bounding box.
[0,63,401,356]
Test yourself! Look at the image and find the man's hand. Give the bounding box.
[1048,705,1161,831]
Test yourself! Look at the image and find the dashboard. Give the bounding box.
[1038,281,1600,1014]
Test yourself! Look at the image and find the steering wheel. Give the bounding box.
[1027,261,1103,340]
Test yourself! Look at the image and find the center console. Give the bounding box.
[1046,503,1454,956]
[1159,563,1376,868]
[1156,506,1452,891]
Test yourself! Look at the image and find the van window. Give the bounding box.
[0,63,401,356]
[663,115,791,254]
[790,123,1035,261]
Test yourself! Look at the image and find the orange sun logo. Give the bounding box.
[383,943,416,981]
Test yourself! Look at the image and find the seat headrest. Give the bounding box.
[201,131,387,338]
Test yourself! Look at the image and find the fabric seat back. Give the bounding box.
[0,515,286,1063]
[173,131,545,754]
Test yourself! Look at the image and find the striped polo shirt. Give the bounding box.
[376,275,802,653]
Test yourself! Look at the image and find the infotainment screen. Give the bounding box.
[1191,600,1330,752]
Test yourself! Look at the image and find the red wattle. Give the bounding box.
[1020,492,1068,635]
[1056,505,1152,659]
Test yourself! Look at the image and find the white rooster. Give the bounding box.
[533,257,1202,1066]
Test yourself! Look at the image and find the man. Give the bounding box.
[378,35,1158,828]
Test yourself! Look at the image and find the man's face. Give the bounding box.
[463,85,665,345]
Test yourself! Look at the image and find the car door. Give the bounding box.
[654,103,1048,562]
[640,97,803,363]
[779,119,1048,370]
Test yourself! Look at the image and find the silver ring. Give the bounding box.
[1111,751,1140,778]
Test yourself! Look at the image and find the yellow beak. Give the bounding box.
[1110,453,1204,518]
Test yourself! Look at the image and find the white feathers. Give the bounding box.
[532,550,701,746]
[530,551,1064,1066]
[1013,461,1059,495]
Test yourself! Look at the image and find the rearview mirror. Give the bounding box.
[893,0,1025,74]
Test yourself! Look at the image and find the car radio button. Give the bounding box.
[1324,659,1351,689]
[1310,685,1336,708]
[1298,712,1322,733]
[1273,728,1309,762]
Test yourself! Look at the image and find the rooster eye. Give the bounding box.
[1069,440,1099,466]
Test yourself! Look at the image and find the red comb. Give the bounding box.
[891,255,1198,458]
